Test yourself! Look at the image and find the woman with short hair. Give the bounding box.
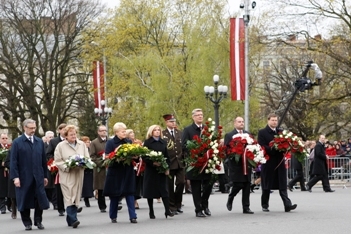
[103,122,137,224]
[54,125,90,228]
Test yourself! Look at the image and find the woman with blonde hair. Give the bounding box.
[103,122,137,224]
[54,125,90,228]
[143,125,173,219]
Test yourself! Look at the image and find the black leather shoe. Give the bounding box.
[285,204,297,212]
[0,211,5,214]
[35,223,45,230]
[72,220,80,228]
[288,184,294,192]
[149,212,155,219]
[111,218,117,223]
[25,225,32,231]
[204,208,211,216]
[226,200,233,211]
[58,211,64,216]
[305,185,312,193]
[262,207,270,212]
[118,205,122,210]
[7,206,12,212]
[130,218,137,223]
[243,209,254,214]
[196,211,206,217]
[325,189,335,193]
[100,209,106,213]
[176,208,183,213]
[77,207,83,213]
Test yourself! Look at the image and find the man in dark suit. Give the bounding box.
[257,113,297,212]
[182,108,213,218]
[224,116,253,214]
[10,119,49,230]
[162,114,184,215]
[306,135,335,192]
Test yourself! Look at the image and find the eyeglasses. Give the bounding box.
[193,114,203,117]
[25,127,36,130]
[99,130,107,132]
[1,138,8,139]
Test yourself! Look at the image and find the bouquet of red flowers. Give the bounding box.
[185,118,226,174]
[226,133,268,174]
[269,130,308,163]
[103,143,150,166]
[47,158,58,174]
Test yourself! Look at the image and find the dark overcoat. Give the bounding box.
[4,151,15,198]
[90,137,107,190]
[46,136,63,188]
[103,136,135,197]
[10,135,49,211]
[257,125,287,190]
[0,144,9,198]
[182,123,211,181]
[311,141,328,176]
[224,129,252,182]
[143,137,170,198]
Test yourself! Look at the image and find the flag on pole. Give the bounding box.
[93,61,105,109]
[229,18,245,101]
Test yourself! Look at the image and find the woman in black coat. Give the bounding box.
[143,125,173,219]
[103,122,137,223]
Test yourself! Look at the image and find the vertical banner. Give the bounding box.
[93,61,105,109]
[229,18,245,101]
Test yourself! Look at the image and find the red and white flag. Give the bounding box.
[229,18,245,101]
[93,61,105,109]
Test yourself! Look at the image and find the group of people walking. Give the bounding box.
[1,110,337,231]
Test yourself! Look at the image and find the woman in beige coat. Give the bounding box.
[54,125,89,228]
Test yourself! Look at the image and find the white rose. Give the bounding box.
[208,159,212,164]
[208,118,212,121]
[216,161,220,165]
[212,164,216,169]
[209,168,214,172]
[213,156,218,161]
[205,169,209,173]
[214,149,219,154]
[210,126,215,131]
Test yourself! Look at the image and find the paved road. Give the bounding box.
[2,185,350,234]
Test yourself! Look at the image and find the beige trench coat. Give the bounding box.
[54,140,89,207]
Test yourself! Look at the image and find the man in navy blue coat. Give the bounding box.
[10,119,49,231]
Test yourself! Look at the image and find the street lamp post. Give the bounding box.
[94,100,112,126]
[204,75,228,129]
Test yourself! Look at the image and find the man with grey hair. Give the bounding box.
[10,119,49,230]
[182,108,213,218]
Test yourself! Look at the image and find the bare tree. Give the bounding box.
[0,0,103,136]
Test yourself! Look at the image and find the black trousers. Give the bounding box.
[20,180,43,226]
[168,168,185,210]
[190,179,213,213]
[45,187,57,206]
[55,184,65,213]
[97,189,107,210]
[261,189,292,209]
[307,174,331,191]
[227,182,250,210]
[289,169,306,190]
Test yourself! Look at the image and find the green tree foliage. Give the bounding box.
[81,0,264,138]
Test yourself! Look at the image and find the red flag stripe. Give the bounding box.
[230,18,245,101]
[93,61,105,109]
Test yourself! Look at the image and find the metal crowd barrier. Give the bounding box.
[286,156,351,188]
